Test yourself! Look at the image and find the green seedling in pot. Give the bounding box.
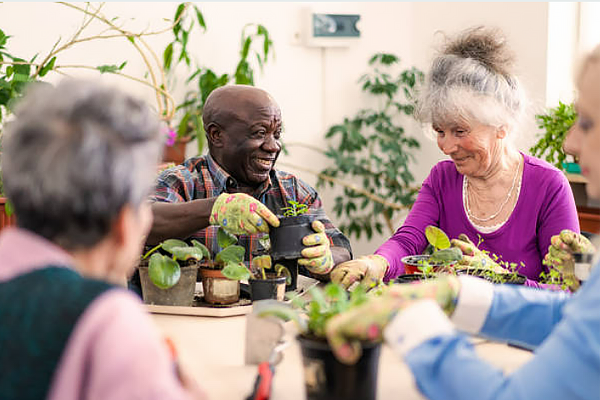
[142,239,209,289]
[419,226,463,274]
[213,227,252,281]
[251,255,292,284]
[281,200,309,217]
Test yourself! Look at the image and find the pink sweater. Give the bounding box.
[0,228,193,400]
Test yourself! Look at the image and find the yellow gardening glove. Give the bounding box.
[298,220,334,274]
[543,229,596,290]
[326,276,461,364]
[209,193,280,235]
[451,234,507,273]
[330,254,389,289]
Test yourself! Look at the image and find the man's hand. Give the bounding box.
[325,276,461,364]
[298,220,334,274]
[451,234,507,273]
[330,255,389,289]
[209,193,279,235]
[544,229,595,290]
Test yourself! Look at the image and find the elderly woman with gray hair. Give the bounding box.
[331,27,587,288]
[0,81,205,399]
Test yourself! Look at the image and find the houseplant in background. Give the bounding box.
[161,2,274,159]
[529,101,578,172]
[315,53,424,240]
[255,283,381,400]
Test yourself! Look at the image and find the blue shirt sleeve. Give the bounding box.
[403,264,600,400]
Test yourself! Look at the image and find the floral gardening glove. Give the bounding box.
[209,193,280,235]
[543,229,595,290]
[330,254,389,289]
[451,234,507,273]
[298,220,334,274]
[326,276,461,364]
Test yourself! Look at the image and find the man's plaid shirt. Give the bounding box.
[152,154,352,262]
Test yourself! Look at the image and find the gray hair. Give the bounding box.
[1,79,162,250]
[416,26,527,136]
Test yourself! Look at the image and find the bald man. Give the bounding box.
[148,85,352,280]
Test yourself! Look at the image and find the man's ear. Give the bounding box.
[206,122,224,148]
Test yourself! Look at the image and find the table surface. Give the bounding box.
[152,312,533,400]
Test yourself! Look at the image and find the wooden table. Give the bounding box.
[152,312,533,400]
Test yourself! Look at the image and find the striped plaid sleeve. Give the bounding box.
[151,165,197,203]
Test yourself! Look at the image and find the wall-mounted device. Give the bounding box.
[303,9,361,47]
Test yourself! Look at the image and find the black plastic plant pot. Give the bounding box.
[394,273,436,283]
[456,268,527,285]
[269,214,316,260]
[249,275,286,301]
[298,335,381,400]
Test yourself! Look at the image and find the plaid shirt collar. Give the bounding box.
[205,153,273,197]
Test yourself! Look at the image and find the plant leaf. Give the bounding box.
[38,56,56,77]
[148,253,181,289]
[221,261,251,280]
[217,227,238,248]
[425,225,450,251]
[191,240,211,261]
[170,246,204,261]
[216,244,245,264]
[274,264,291,285]
[161,239,188,254]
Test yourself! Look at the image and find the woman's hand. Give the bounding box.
[451,234,507,273]
[330,255,389,289]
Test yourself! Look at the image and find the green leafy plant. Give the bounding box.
[255,283,369,338]
[317,53,423,240]
[212,227,252,280]
[143,239,208,289]
[529,101,577,171]
[281,200,309,217]
[163,3,274,153]
[251,254,292,284]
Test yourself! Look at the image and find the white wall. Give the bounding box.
[0,2,554,255]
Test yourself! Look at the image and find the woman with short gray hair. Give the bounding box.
[0,80,205,399]
[331,27,583,288]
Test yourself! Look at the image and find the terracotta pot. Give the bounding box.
[0,197,16,233]
[139,262,198,306]
[162,136,191,164]
[401,254,456,274]
[199,267,240,305]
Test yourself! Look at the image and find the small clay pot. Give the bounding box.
[269,214,316,260]
[401,254,456,274]
[249,275,286,301]
[139,261,198,306]
[298,335,381,400]
[198,266,240,305]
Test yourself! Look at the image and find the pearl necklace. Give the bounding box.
[464,157,522,223]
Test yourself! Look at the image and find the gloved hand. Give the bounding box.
[543,229,595,290]
[325,276,461,364]
[298,220,334,274]
[209,193,279,235]
[451,234,507,273]
[330,254,389,289]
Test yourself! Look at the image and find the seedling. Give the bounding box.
[251,255,292,284]
[281,200,309,217]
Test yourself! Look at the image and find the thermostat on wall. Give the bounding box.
[303,9,361,47]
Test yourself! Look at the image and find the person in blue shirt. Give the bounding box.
[325,43,600,400]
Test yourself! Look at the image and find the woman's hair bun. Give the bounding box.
[443,26,515,78]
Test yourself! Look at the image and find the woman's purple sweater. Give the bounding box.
[376,154,579,287]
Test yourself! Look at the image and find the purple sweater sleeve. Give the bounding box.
[376,166,443,280]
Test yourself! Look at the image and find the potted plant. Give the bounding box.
[529,101,578,172]
[256,284,381,400]
[139,239,206,306]
[198,227,251,305]
[400,225,462,275]
[248,254,291,301]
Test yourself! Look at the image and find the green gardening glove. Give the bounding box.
[325,276,461,364]
[330,254,389,289]
[451,234,507,273]
[543,229,596,290]
[209,193,280,235]
[298,220,334,274]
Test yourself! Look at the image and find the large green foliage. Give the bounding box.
[529,101,577,171]
[164,3,274,153]
[317,53,423,239]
